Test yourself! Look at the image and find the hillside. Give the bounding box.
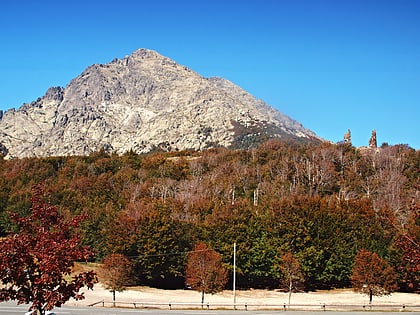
[0,141,418,292]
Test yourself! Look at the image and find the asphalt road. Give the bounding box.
[1,302,419,315]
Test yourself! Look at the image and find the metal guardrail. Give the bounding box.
[88,300,105,307]
[88,300,420,311]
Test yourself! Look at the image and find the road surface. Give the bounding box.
[1,301,419,315]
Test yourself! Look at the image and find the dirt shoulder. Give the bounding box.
[69,284,419,308]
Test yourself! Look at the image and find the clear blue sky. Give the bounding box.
[1,0,419,148]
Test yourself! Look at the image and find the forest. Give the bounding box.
[0,140,418,292]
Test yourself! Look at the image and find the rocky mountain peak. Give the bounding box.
[131,48,170,60]
[0,49,320,159]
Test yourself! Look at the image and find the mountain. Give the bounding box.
[0,49,320,158]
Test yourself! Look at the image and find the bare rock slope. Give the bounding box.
[0,49,319,158]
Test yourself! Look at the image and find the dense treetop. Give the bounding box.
[0,141,418,291]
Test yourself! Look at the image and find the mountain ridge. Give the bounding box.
[0,48,320,158]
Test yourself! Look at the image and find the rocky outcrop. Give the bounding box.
[0,142,7,156]
[343,129,352,144]
[369,130,377,148]
[0,49,320,158]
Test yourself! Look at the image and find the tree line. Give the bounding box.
[0,140,418,292]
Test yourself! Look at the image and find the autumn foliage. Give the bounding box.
[351,249,398,303]
[0,141,418,292]
[185,242,228,304]
[394,204,420,292]
[279,252,304,305]
[0,185,97,313]
[99,253,134,302]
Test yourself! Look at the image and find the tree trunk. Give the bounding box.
[201,290,205,308]
[369,289,373,304]
[113,289,116,307]
[288,276,292,306]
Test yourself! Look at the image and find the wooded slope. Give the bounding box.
[0,140,418,291]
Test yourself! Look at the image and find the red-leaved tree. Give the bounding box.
[185,242,228,306]
[0,185,97,314]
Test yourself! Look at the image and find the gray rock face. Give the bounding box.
[0,49,320,158]
[0,142,7,156]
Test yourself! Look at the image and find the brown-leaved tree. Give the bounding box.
[99,253,134,305]
[0,185,97,314]
[185,242,227,306]
[351,249,397,304]
[279,252,304,305]
[394,202,420,292]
